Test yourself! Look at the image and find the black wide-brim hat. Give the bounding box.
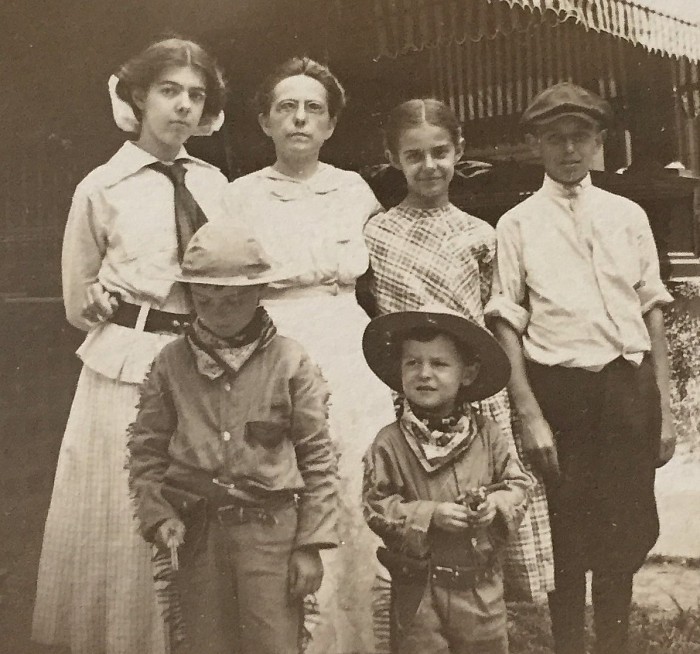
[362,304,511,402]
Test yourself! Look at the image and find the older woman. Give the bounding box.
[222,57,394,654]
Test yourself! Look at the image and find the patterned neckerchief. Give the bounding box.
[187,308,277,380]
[399,399,479,473]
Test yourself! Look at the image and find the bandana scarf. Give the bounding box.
[399,399,479,473]
[187,307,277,379]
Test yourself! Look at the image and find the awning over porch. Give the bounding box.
[373,0,700,62]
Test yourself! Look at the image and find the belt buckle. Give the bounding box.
[216,504,248,524]
[213,477,238,495]
[135,302,151,332]
[433,565,456,582]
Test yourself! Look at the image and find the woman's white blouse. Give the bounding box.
[61,141,228,383]
[222,163,381,291]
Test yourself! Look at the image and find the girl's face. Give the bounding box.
[388,123,464,209]
[191,284,262,338]
[134,65,207,161]
[259,74,336,161]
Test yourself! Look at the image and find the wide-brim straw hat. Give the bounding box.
[176,222,296,286]
[362,304,511,402]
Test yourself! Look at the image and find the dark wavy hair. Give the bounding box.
[384,98,462,156]
[255,56,346,119]
[115,36,226,125]
[392,325,476,365]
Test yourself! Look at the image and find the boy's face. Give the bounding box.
[190,284,263,338]
[400,334,480,418]
[527,115,603,186]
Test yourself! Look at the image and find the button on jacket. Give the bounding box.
[128,334,338,550]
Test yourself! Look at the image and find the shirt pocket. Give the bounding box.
[244,420,289,450]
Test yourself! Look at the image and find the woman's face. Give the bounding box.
[258,74,336,160]
[134,65,207,160]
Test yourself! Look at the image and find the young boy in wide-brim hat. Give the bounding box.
[362,304,533,654]
[127,221,338,654]
[485,82,676,654]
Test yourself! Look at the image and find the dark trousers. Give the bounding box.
[527,356,661,654]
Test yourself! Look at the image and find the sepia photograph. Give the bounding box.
[1,1,700,653]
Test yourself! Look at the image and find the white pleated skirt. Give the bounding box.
[32,365,167,654]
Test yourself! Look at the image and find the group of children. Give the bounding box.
[35,35,674,654]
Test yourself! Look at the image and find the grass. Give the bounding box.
[508,601,700,653]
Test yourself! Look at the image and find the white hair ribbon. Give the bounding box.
[107,74,225,136]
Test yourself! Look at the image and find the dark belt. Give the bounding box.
[161,478,296,535]
[377,547,494,591]
[430,563,495,591]
[163,471,298,513]
[216,501,295,526]
[109,301,191,333]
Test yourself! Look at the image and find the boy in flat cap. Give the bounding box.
[127,222,338,654]
[362,304,533,654]
[485,82,675,654]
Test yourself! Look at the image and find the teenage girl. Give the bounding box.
[32,37,228,654]
[363,99,554,606]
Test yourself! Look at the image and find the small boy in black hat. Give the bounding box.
[362,304,532,654]
[485,82,675,654]
[127,222,338,654]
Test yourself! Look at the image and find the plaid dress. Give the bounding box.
[364,201,554,603]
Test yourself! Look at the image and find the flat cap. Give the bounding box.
[521,82,612,130]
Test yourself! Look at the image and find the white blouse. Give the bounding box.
[62,141,228,382]
[222,163,381,294]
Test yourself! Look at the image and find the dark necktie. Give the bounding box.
[151,160,208,262]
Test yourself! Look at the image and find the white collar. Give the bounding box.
[259,162,344,195]
[541,173,592,199]
[101,141,215,188]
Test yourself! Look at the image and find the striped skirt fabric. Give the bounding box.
[480,390,555,600]
[32,366,167,654]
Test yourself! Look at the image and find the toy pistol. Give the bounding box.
[456,481,511,510]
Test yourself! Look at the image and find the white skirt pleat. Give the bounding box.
[32,366,166,654]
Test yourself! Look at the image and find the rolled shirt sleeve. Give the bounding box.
[484,214,531,334]
[635,210,674,314]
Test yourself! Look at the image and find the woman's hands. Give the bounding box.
[81,282,118,324]
[432,498,497,532]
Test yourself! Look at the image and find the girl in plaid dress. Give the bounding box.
[362,99,554,604]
